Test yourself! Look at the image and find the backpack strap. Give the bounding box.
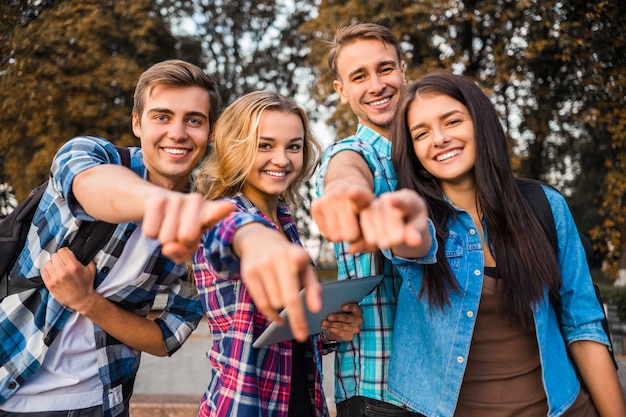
[2,146,133,297]
[518,181,558,255]
[518,180,618,370]
[68,146,131,265]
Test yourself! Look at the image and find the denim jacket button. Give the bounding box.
[474,269,481,276]
[457,356,464,363]
[467,311,474,318]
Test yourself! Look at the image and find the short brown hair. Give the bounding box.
[327,23,402,80]
[132,60,220,130]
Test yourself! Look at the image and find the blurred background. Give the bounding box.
[1,0,625,303]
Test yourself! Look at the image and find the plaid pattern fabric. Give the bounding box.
[0,136,203,416]
[193,193,328,417]
[315,124,405,406]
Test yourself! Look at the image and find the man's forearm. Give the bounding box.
[72,164,160,223]
[77,293,168,356]
[323,150,374,193]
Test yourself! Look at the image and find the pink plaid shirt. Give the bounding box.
[192,193,329,417]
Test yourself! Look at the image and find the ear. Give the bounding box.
[131,113,141,138]
[333,79,349,104]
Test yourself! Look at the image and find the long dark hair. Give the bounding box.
[390,72,560,328]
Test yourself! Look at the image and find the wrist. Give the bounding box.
[73,291,102,316]
[320,331,340,346]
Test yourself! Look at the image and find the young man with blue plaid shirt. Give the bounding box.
[312,24,425,417]
[0,60,234,417]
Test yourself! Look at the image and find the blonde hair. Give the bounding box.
[194,91,322,207]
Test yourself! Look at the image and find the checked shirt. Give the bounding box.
[314,124,405,407]
[193,193,328,417]
[0,136,203,416]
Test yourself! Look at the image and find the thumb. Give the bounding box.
[201,201,236,230]
[347,187,376,212]
[302,265,322,314]
[86,261,98,277]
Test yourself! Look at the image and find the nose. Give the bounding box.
[271,149,289,167]
[432,128,451,147]
[168,120,187,141]
[368,74,385,94]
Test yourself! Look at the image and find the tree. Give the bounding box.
[0,183,17,220]
[0,0,201,200]
[160,0,318,108]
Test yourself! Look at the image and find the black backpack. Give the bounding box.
[519,180,618,370]
[0,146,131,300]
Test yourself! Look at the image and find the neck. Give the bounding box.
[245,193,280,225]
[361,120,390,139]
[441,180,477,214]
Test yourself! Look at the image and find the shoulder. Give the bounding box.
[57,136,113,155]
[55,136,140,167]
[321,135,377,160]
[208,195,273,233]
[540,184,570,217]
[319,137,389,175]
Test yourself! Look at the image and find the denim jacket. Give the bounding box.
[385,186,609,417]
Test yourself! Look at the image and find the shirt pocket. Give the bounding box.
[404,231,465,298]
[445,231,464,275]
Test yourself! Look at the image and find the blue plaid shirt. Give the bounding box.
[0,136,203,416]
[315,124,404,407]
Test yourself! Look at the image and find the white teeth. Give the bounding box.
[370,97,390,106]
[163,148,188,155]
[436,149,461,161]
[265,171,286,177]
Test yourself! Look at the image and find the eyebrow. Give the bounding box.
[409,109,465,132]
[259,136,304,143]
[346,60,398,80]
[147,108,208,121]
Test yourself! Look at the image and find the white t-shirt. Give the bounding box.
[2,227,158,412]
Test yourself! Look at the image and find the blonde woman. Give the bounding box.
[192,91,363,417]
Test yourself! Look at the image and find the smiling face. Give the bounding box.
[241,110,305,211]
[333,39,405,138]
[132,84,210,191]
[408,93,477,192]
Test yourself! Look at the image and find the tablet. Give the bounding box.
[252,274,383,348]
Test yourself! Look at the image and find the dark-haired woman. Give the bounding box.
[354,72,625,417]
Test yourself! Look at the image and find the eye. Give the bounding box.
[258,142,272,150]
[351,73,366,82]
[287,143,302,151]
[379,66,394,75]
[155,114,169,122]
[446,118,462,127]
[187,117,202,126]
[412,131,428,142]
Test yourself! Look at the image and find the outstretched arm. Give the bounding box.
[72,164,234,263]
[233,223,322,342]
[311,150,377,253]
[358,189,433,258]
[41,247,169,356]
